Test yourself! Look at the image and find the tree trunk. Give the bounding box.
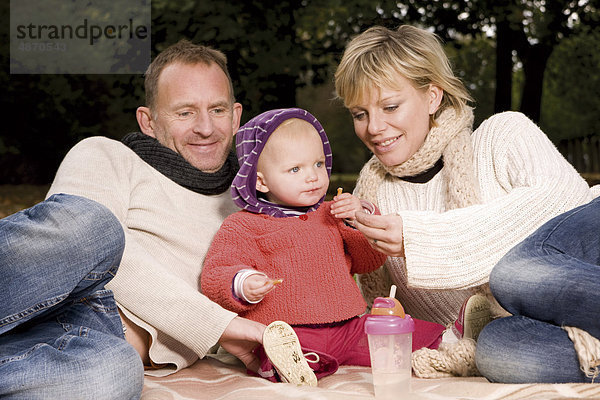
[519,44,553,123]
[494,19,513,113]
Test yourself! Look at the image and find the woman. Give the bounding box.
[332,24,597,381]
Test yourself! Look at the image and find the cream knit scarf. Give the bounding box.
[354,106,480,209]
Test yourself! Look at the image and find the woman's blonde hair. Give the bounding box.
[334,25,472,120]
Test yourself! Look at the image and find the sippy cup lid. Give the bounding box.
[364,314,415,335]
[364,285,414,335]
[371,297,405,318]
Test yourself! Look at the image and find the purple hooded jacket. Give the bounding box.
[230,108,333,218]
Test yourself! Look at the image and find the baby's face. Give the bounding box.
[256,120,329,207]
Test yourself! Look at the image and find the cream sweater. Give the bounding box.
[357,112,594,325]
[47,137,239,376]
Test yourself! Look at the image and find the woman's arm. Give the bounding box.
[358,113,592,290]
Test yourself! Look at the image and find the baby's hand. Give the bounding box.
[330,191,363,222]
[243,274,281,303]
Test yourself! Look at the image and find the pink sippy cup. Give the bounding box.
[364,285,414,399]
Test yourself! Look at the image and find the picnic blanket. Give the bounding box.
[142,356,600,400]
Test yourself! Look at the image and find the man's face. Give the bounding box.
[144,62,242,172]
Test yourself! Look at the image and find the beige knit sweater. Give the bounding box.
[356,112,594,325]
[47,137,239,376]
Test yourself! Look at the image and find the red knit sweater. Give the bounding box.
[201,201,387,325]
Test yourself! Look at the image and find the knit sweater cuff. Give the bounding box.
[233,269,267,304]
[360,199,378,215]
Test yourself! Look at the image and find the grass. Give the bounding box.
[0,184,50,218]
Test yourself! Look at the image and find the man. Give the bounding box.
[1,195,144,399]
[0,40,265,399]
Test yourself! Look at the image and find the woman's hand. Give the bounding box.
[243,274,279,303]
[354,211,405,257]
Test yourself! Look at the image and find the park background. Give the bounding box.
[1,0,599,216]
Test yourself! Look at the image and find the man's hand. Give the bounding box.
[218,317,266,373]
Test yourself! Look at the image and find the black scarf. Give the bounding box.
[121,132,239,195]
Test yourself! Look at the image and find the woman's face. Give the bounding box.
[349,74,442,167]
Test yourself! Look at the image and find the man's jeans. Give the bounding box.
[476,196,600,383]
[0,194,144,399]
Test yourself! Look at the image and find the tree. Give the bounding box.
[4,0,598,183]
[2,0,144,183]
[415,0,600,122]
[506,1,599,121]
[305,0,600,122]
[152,0,307,118]
[541,26,600,140]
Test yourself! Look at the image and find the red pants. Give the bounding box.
[254,315,444,381]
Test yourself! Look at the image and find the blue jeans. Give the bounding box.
[476,197,600,383]
[0,194,144,399]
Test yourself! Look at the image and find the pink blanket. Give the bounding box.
[142,357,600,400]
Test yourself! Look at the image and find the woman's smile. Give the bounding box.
[372,135,402,152]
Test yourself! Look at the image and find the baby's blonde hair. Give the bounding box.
[257,118,319,170]
[264,118,316,147]
[334,25,472,120]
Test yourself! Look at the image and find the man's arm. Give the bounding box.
[120,309,264,371]
[218,316,265,373]
[47,137,260,369]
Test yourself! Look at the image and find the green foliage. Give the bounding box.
[3,0,600,183]
[541,27,600,141]
[3,73,143,183]
[297,83,371,175]
[2,0,144,183]
[151,0,307,119]
[444,35,496,127]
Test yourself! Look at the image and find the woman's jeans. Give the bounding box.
[0,194,144,399]
[476,197,600,383]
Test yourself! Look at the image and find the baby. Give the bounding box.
[201,108,445,385]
